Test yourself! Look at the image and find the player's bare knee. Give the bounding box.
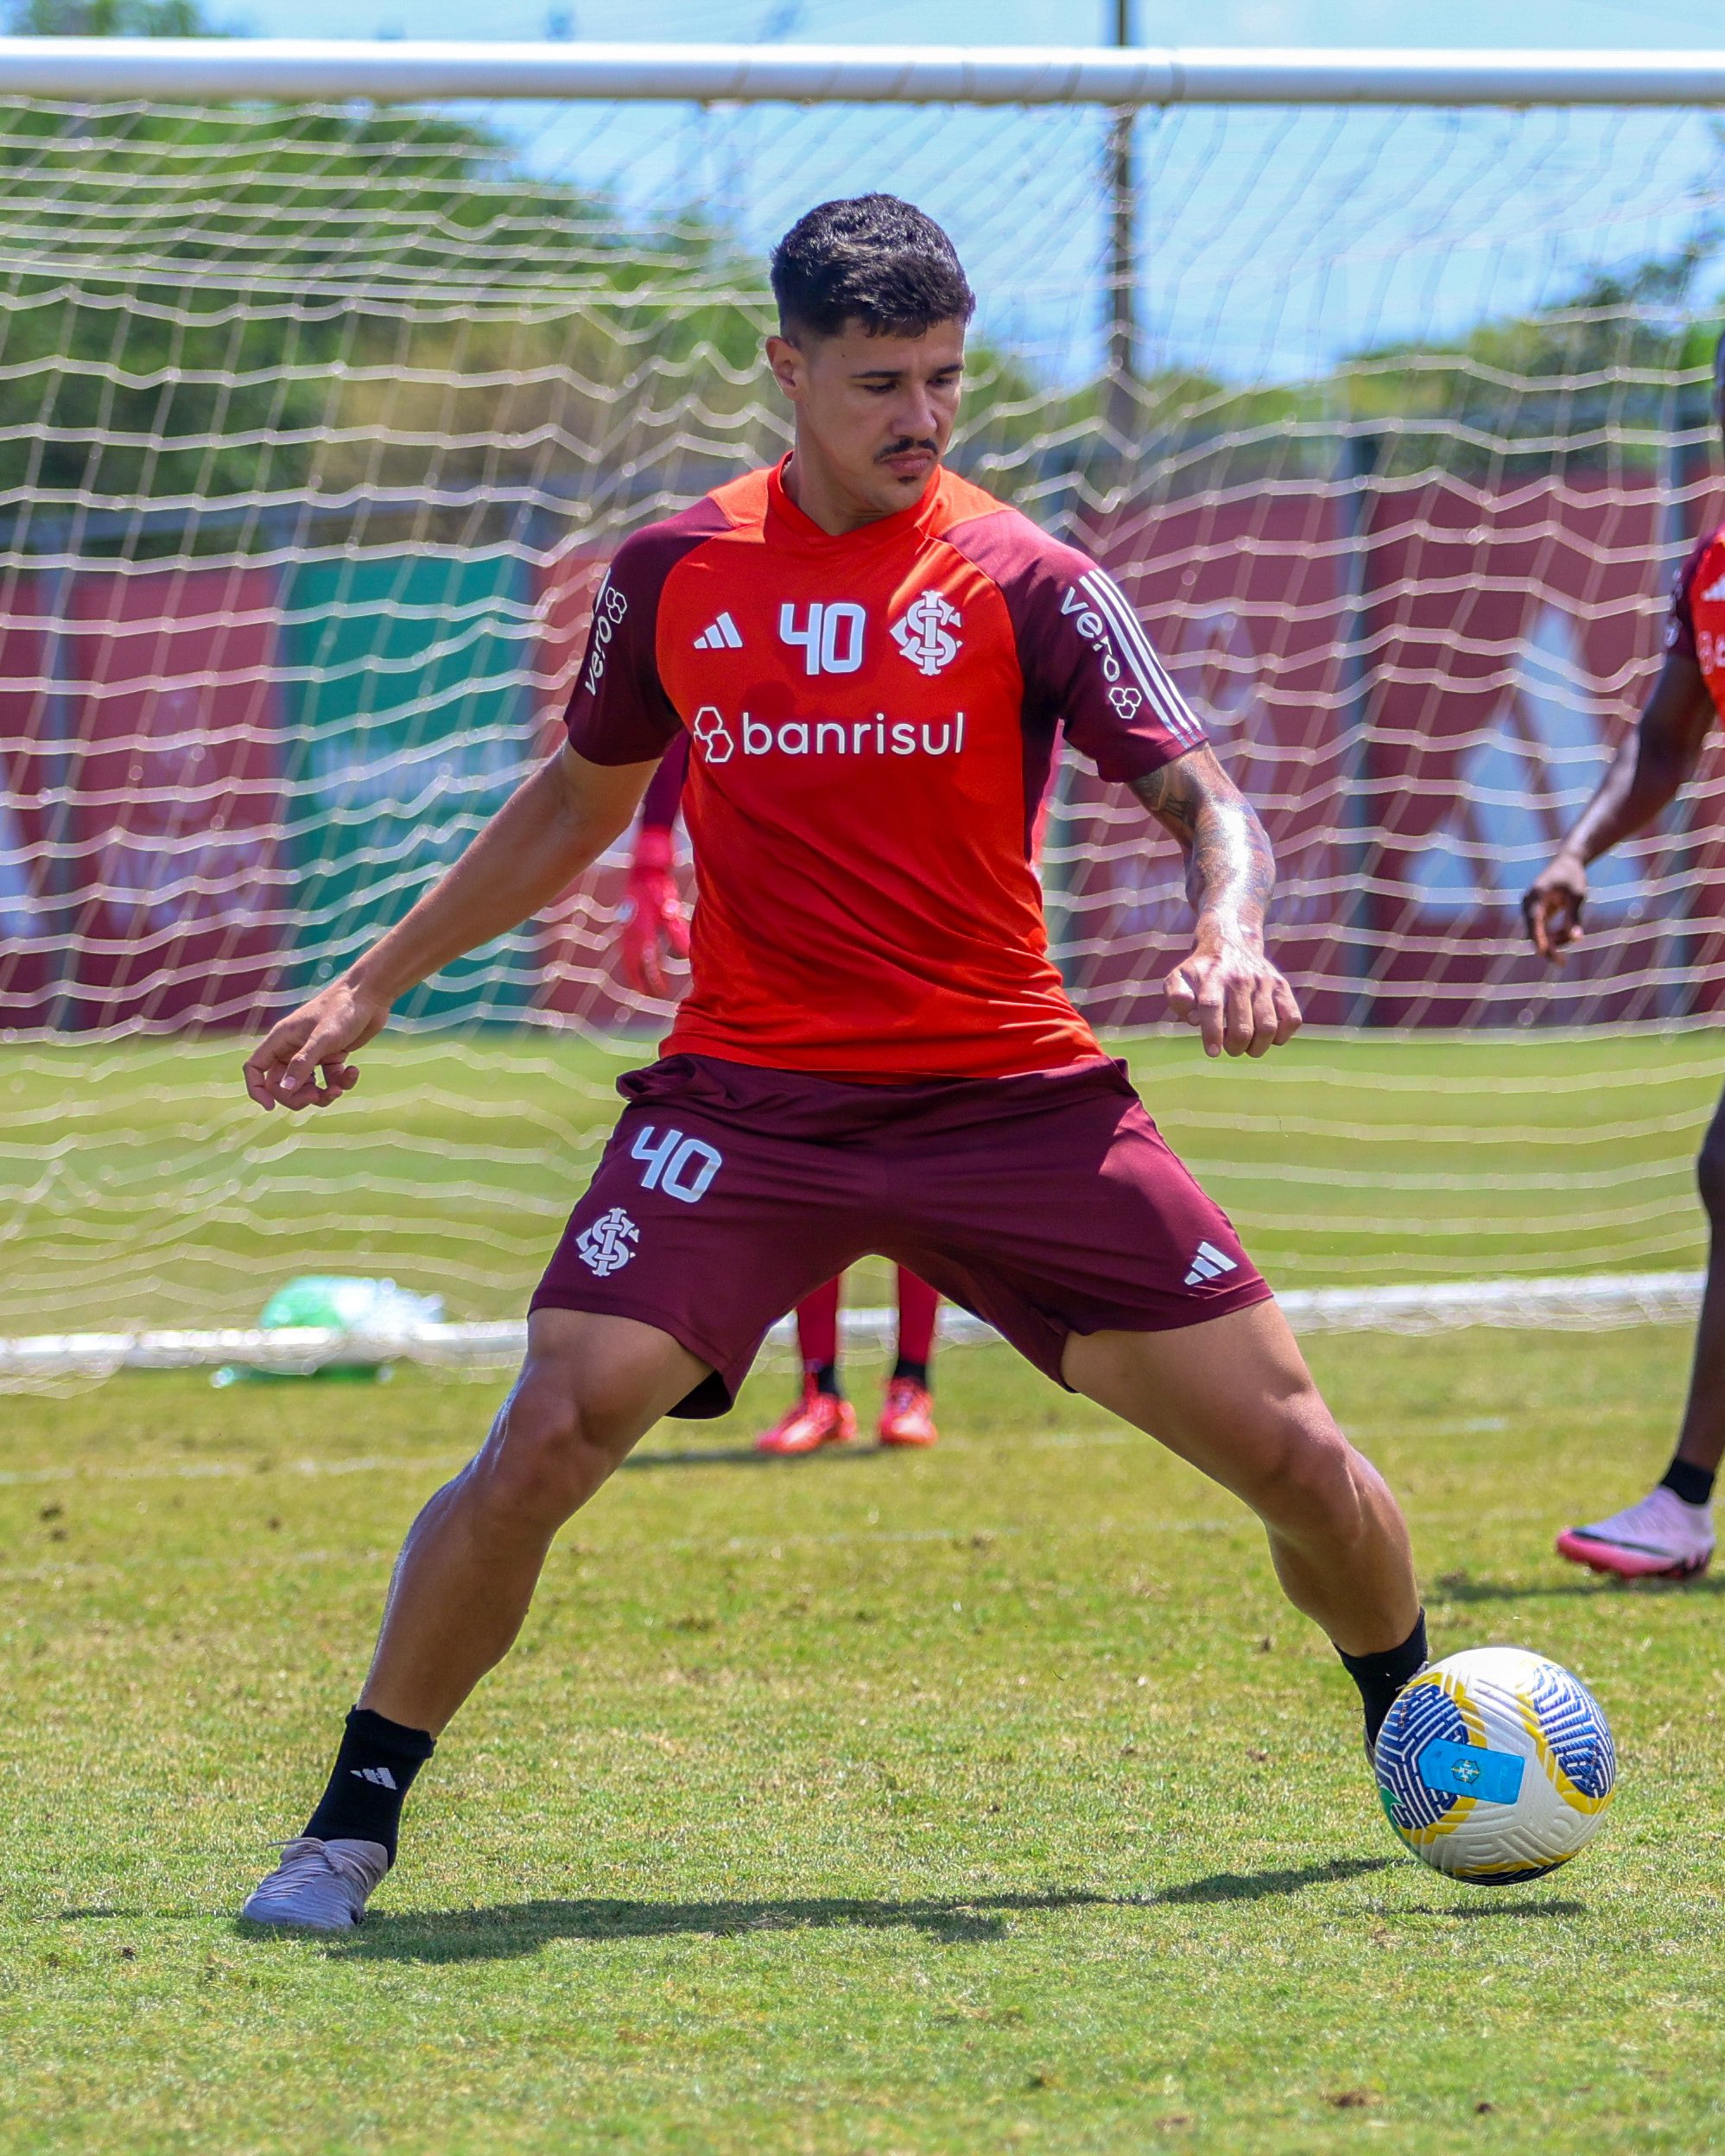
[475,1370,608,1530]
[1246,1412,1370,1546]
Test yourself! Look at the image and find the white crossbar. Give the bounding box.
[0,1272,1702,1385]
[0,41,1723,107]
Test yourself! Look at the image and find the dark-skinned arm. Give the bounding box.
[242,745,657,1111]
[1523,650,1715,964]
[1130,743,1303,1059]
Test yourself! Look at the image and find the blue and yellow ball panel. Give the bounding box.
[1373,1648,1616,1886]
[1375,1671,1477,1836]
[1524,1658,1616,1806]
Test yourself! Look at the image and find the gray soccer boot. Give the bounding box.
[240,1836,390,1931]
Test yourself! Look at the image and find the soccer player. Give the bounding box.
[616,743,942,1450]
[1525,333,1725,1584]
[756,1266,942,1452]
[237,195,1425,1931]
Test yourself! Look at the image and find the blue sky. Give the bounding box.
[226,0,1692,51]
[196,1,1722,387]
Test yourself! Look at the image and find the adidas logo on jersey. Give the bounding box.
[694,612,744,650]
[1183,1240,1238,1289]
[1702,575,1725,603]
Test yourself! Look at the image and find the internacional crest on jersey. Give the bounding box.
[564,457,1207,1082]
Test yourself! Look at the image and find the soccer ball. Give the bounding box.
[1373,1646,1616,1884]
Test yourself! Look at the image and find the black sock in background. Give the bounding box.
[1339,1610,1429,1753]
[891,1358,929,1390]
[1661,1458,1715,1507]
[302,1706,434,1863]
[809,1362,843,1398]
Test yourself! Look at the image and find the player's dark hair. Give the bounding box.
[771,195,975,341]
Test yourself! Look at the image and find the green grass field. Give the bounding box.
[3,1027,1720,1335]
[3,1324,1723,2153]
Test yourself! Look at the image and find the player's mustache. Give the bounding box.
[877,436,939,460]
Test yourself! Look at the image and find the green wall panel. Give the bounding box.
[282,550,538,1022]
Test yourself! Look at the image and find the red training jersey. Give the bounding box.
[1668,523,1725,711]
[565,459,1205,1081]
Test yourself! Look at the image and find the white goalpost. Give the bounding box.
[4,41,1725,1379]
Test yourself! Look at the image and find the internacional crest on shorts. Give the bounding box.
[575,1207,640,1278]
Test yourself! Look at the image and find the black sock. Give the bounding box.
[301,1706,434,1864]
[891,1357,929,1390]
[809,1361,843,1398]
[1339,1610,1429,1753]
[1661,1458,1715,1507]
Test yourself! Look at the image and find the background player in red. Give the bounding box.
[760,1267,941,1452]
[1525,331,1725,1584]
[613,734,690,999]
[238,194,1425,1931]
[615,745,941,1450]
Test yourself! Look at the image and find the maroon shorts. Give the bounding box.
[531,1053,1272,1417]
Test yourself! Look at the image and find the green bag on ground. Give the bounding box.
[212,1276,444,1387]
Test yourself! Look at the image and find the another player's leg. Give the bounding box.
[242,1309,707,1931]
[1557,1089,1723,1582]
[1064,1305,1424,1750]
[878,1265,940,1447]
[756,1275,857,1455]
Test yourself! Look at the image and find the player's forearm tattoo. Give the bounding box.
[1130,749,1276,935]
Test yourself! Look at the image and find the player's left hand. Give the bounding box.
[1165,936,1303,1058]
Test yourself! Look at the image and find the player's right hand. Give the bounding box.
[616,830,689,999]
[1523,854,1588,963]
[242,979,388,1112]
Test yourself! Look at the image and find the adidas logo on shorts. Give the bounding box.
[1183,1239,1238,1289]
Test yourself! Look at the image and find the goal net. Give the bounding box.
[3,67,1724,1349]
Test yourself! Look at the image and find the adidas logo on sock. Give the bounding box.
[1183,1239,1239,1289]
[351,1765,398,1790]
[694,612,743,650]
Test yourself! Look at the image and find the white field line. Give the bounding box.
[0,1271,1703,1386]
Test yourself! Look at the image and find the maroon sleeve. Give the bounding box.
[638,732,688,833]
[562,500,728,764]
[943,508,1207,783]
[1666,532,1710,662]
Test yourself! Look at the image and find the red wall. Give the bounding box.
[1072,475,1697,1030]
[0,573,54,1024]
[0,566,286,1031]
[2,488,1706,1037]
[1362,476,1677,1025]
[1076,489,1356,1024]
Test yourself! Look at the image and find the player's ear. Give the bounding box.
[765,333,805,402]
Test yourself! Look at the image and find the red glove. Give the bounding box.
[617,825,690,997]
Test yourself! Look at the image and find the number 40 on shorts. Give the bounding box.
[630,1125,724,1204]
